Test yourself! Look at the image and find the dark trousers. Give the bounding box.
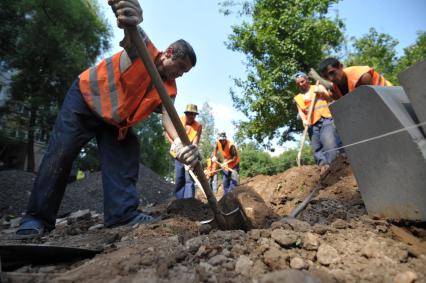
[222,164,239,195]
[174,159,195,199]
[22,79,140,231]
[308,117,343,165]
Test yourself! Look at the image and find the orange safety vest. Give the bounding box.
[217,140,240,169]
[79,38,177,140]
[169,115,201,158]
[294,85,332,125]
[332,66,392,98]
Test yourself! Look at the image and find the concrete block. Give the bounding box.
[329,86,426,221]
[398,59,426,136]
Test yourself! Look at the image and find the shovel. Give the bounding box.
[125,26,246,230]
[296,80,319,167]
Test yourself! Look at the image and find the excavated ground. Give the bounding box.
[1,157,426,283]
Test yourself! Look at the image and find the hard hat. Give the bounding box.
[184,104,199,114]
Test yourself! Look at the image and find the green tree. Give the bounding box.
[345,28,399,84]
[0,0,110,171]
[198,102,217,160]
[221,0,344,145]
[238,141,315,177]
[394,31,426,82]
[135,114,174,177]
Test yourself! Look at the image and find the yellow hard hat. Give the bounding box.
[184,104,199,114]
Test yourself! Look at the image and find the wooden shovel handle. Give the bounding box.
[125,26,227,229]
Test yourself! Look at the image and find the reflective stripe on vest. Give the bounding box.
[294,85,332,125]
[79,34,177,140]
[332,66,393,97]
[217,140,240,169]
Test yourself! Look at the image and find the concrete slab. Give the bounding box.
[329,86,426,221]
[398,59,426,136]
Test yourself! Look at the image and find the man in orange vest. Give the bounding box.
[212,132,240,194]
[16,0,199,239]
[293,72,342,165]
[166,104,202,199]
[204,154,218,193]
[319,57,392,98]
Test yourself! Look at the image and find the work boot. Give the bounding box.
[126,212,161,226]
[15,218,45,240]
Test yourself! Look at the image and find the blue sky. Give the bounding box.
[97,0,426,152]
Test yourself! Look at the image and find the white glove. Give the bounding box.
[173,138,201,168]
[108,0,143,28]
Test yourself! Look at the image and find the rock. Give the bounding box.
[316,244,339,266]
[259,270,322,283]
[248,229,262,240]
[290,257,307,270]
[251,259,268,278]
[185,237,203,253]
[221,248,231,257]
[284,218,311,232]
[394,271,418,283]
[270,220,292,230]
[271,229,298,247]
[263,247,289,269]
[208,254,227,266]
[312,224,329,235]
[68,209,91,221]
[235,255,253,275]
[331,219,347,229]
[88,224,104,231]
[361,239,381,259]
[303,232,319,251]
[258,237,280,253]
[196,245,208,257]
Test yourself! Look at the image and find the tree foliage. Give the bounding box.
[221,0,344,145]
[345,29,426,85]
[135,114,174,177]
[394,31,426,82]
[0,0,110,171]
[345,28,398,84]
[239,141,314,177]
[198,102,217,160]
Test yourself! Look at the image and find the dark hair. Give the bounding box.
[319,57,341,74]
[169,39,197,67]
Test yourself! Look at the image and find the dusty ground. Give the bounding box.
[1,157,426,283]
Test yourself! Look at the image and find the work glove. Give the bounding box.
[108,0,143,28]
[173,138,201,168]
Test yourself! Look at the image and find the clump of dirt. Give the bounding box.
[1,156,426,283]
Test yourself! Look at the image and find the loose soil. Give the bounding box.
[1,156,425,283]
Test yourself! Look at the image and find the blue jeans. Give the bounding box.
[174,159,195,199]
[21,79,140,231]
[222,164,239,195]
[308,117,343,165]
[209,174,218,193]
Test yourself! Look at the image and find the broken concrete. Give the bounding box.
[398,59,426,136]
[330,86,426,221]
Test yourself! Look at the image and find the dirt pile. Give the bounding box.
[1,157,425,283]
[0,170,36,217]
[0,164,174,217]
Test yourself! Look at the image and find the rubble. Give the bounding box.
[1,158,425,282]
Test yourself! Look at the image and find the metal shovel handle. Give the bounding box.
[125,26,228,229]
